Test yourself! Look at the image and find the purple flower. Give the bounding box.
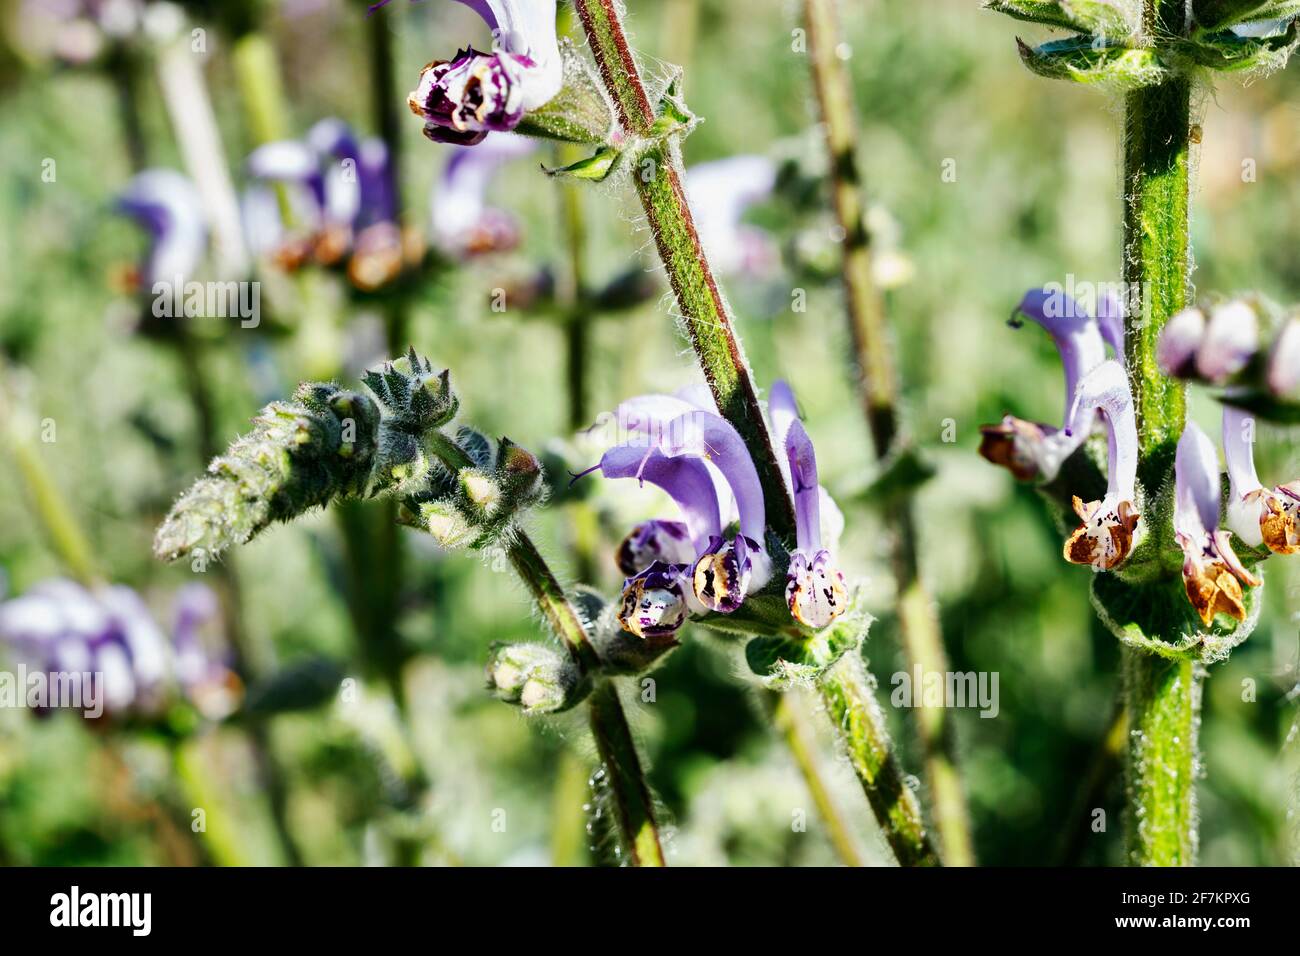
[244,119,419,290]
[407,0,562,145]
[979,287,1116,482]
[770,380,846,628]
[1268,318,1300,399]
[1060,361,1142,571]
[1158,300,1262,384]
[686,156,778,278]
[430,132,536,256]
[1173,422,1260,626]
[116,169,208,288]
[1223,405,1300,555]
[0,579,237,720]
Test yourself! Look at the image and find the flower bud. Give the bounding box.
[616,520,695,577]
[1196,299,1259,383]
[485,642,585,715]
[1157,306,1207,379]
[1268,318,1300,400]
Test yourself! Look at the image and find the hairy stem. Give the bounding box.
[426,432,665,864]
[1120,0,1197,867]
[819,653,941,866]
[769,690,864,867]
[803,0,972,865]
[573,0,795,540]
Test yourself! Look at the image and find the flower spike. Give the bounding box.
[1061,360,1142,571]
[1174,422,1260,626]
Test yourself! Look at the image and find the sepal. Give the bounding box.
[1016,35,1170,87]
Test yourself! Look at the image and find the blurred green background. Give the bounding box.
[0,0,1297,866]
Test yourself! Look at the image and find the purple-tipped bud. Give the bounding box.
[617,562,690,640]
[1157,306,1207,378]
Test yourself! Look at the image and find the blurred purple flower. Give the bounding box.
[244,119,421,291]
[0,579,239,720]
[430,132,536,256]
[116,169,208,288]
[686,156,778,278]
[407,0,563,145]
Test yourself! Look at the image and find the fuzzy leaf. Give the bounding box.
[1016,35,1171,87]
[1175,20,1299,73]
[1192,0,1300,31]
[985,0,1093,31]
[745,619,866,689]
[543,146,622,182]
[1091,571,1263,663]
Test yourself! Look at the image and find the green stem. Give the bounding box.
[573,0,795,541]
[819,653,941,867]
[1121,0,1196,866]
[803,0,972,865]
[426,432,665,864]
[769,690,864,867]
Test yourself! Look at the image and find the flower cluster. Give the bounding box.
[1158,297,1299,403]
[0,579,239,720]
[981,285,1299,629]
[244,118,423,292]
[407,0,563,145]
[575,380,847,643]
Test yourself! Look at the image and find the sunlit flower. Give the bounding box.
[116,169,208,287]
[430,132,536,256]
[1060,360,1142,571]
[979,287,1119,482]
[768,381,846,628]
[1223,405,1300,554]
[1173,422,1260,626]
[407,0,562,145]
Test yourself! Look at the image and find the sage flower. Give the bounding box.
[979,287,1117,482]
[116,169,208,287]
[245,119,421,291]
[769,381,847,628]
[1267,317,1299,399]
[430,132,536,256]
[0,579,237,719]
[1223,404,1300,554]
[687,156,778,278]
[407,0,563,146]
[1173,422,1260,626]
[1060,360,1142,571]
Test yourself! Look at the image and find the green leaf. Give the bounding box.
[1191,0,1300,32]
[1175,20,1299,74]
[985,0,1091,31]
[542,146,623,182]
[1016,35,1171,87]
[1091,572,1263,663]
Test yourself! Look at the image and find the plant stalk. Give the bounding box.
[573,0,795,541]
[802,0,972,865]
[427,433,665,864]
[819,653,941,866]
[1120,0,1197,866]
[573,0,937,863]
